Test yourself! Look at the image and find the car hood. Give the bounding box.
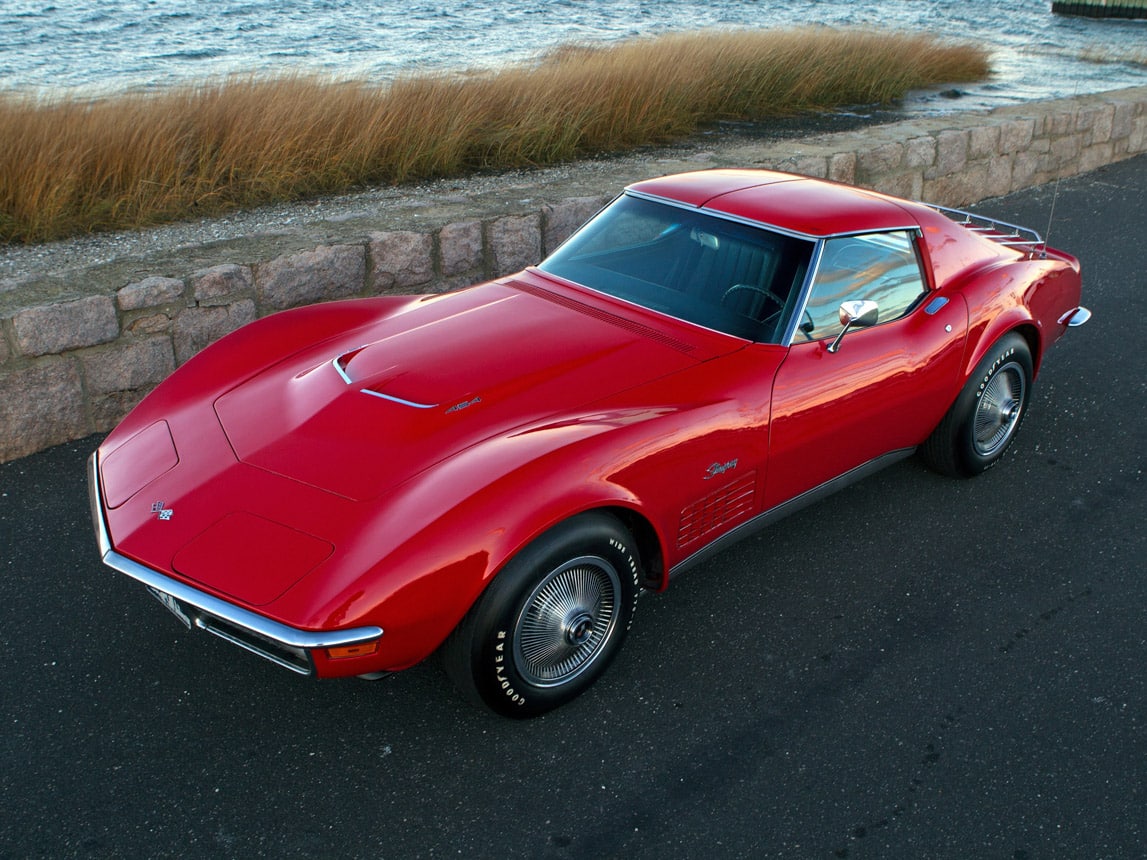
[213,279,712,500]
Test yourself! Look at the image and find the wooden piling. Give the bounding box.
[1052,0,1147,18]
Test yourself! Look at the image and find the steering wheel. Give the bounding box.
[799,309,816,340]
[722,283,786,318]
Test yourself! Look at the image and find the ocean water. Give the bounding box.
[1,0,1144,115]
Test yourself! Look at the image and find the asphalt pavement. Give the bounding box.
[2,154,1144,859]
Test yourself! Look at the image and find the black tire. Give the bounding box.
[442,512,640,718]
[921,332,1033,477]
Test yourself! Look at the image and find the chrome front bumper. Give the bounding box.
[87,453,383,675]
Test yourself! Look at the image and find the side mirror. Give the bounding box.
[827,300,879,354]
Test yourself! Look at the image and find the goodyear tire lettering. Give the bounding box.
[976,346,1014,398]
[494,629,524,705]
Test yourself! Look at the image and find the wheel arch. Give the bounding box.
[1012,322,1042,376]
[920,321,1037,478]
[600,505,666,591]
[440,506,644,716]
[963,316,1042,384]
[469,501,666,607]
[330,477,672,673]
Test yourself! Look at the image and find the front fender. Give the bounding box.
[104,295,419,448]
[280,390,768,673]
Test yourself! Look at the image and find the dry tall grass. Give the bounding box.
[0,29,988,244]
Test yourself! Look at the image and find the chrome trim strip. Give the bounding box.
[1059,306,1092,327]
[88,453,384,653]
[777,239,825,347]
[625,188,820,242]
[668,448,916,579]
[332,355,353,384]
[358,389,439,409]
[333,352,439,408]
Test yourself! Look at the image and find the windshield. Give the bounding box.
[539,194,815,342]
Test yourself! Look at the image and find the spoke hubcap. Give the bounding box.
[974,361,1026,457]
[514,555,620,688]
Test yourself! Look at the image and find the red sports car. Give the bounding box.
[89,169,1089,717]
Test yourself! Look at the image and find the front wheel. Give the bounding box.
[921,332,1033,477]
[442,513,640,718]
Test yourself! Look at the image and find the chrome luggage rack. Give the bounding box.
[926,204,1046,258]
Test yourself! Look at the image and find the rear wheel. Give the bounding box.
[922,332,1033,477]
[442,513,640,718]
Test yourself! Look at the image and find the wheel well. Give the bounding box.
[1013,323,1041,375]
[604,507,665,590]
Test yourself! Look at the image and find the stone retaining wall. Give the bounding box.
[2,86,1145,463]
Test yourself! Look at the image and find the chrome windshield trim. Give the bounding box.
[87,453,383,651]
[777,238,825,347]
[624,189,920,242]
[624,188,819,242]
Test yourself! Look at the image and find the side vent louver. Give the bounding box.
[677,473,757,549]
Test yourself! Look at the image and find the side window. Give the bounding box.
[800,231,927,340]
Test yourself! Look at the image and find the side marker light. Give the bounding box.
[327,640,380,660]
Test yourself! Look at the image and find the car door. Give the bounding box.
[764,230,968,508]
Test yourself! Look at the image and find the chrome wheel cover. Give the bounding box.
[513,555,620,688]
[974,360,1026,457]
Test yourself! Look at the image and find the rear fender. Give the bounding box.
[963,308,1040,383]
[957,257,1079,381]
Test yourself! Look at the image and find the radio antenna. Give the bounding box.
[1042,173,1061,259]
[1043,76,1082,257]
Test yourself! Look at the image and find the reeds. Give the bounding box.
[0,28,988,244]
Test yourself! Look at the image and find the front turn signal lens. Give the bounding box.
[326,640,380,660]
